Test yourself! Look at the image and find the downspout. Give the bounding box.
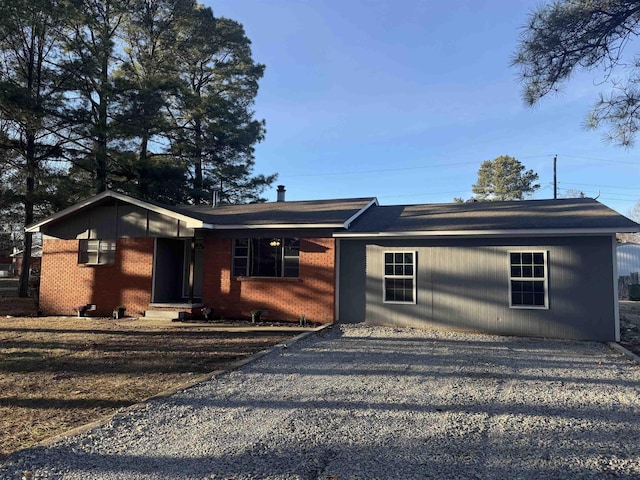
[188,235,195,304]
[612,235,620,342]
[334,238,340,323]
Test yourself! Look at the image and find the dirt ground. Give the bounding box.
[0,315,306,456]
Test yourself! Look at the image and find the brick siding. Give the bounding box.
[39,238,154,317]
[40,236,336,323]
[202,237,335,323]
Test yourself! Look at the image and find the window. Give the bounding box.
[383,251,415,303]
[232,238,300,278]
[78,239,116,265]
[509,251,547,308]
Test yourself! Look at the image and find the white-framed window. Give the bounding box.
[383,251,416,304]
[509,251,548,309]
[232,238,300,278]
[78,239,116,265]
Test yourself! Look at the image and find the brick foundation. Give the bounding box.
[202,237,335,323]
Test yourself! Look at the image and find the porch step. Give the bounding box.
[144,303,204,320]
[144,310,186,320]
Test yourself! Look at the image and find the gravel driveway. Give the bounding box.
[1,324,639,480]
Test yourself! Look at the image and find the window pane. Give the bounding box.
[522,266,533,278]
[533,253,544,264]
[283,257,299,277]
[405,265,413,275]
[385,253,393,263]
[511,266,521,277]
[394,253,403,263]
[394,265,403,275]
[510,252,520,264]
[233,258,247,276]
[512,291,521,305]
[511,280,523,294]
[522,253,533,264]
[251,238,282,277]
[235,247,248,257]
[404,253,413,264]
[284,238,300,257]
[533,266,544,278]
[534,293,545,306]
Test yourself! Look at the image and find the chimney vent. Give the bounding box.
[276,185,286,202]
[212,187,221,207]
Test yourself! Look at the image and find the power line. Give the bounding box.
[281,160,479,178]
[559,182,640,191]
[557,153,638,165]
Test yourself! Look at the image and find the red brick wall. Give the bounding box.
[39,238,154,317]
[202,237,335,323]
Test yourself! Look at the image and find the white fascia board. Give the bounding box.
[26,190,206,232]
[343,198,379,229]
[333,227,636,239]
[210,223,344,230]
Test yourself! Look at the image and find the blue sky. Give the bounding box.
[211,0,640,217]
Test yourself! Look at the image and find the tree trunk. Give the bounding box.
[19,134,36,297]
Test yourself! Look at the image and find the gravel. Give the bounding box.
[1,324,639,480]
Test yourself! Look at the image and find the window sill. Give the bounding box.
[509,305,549,310]
[234,277,302,283]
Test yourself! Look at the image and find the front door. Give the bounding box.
[153,238,203,303]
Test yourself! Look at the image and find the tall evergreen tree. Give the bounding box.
[472,155,540,201]
[171,10,274,204]
[113,0,192,201]
[58,0,132,194]
[513,1,640,146]
[0,0,68,296]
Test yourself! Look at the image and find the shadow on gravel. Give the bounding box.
[2,328,638,479]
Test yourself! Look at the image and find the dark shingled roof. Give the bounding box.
[172,197,377,227]
[341,198,639,234]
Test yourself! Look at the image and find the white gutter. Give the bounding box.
[333,227,638,239]
[210,223,345,230]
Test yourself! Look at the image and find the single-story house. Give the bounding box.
[27,189,639,341]
[10,245,43,277]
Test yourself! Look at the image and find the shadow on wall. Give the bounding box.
[202,238,335,323]
[364,240,615,341]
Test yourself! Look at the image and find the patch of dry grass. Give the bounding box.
[0,316,302,455]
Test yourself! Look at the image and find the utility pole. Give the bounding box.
[553,155,557,200]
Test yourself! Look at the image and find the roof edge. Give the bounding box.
[343,198,379,229]
[334,227,637,239]
[210,223,345,230]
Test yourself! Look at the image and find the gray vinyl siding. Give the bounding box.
[339,236,617,341]
[42,204,194,239]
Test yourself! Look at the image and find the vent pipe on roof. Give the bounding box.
[277,185,286,202]
[212,187,221,207]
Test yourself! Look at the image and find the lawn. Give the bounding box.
[0,315,306,456]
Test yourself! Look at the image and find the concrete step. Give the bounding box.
[144,310,184,319]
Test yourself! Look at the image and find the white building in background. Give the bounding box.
[617,243,640,276]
